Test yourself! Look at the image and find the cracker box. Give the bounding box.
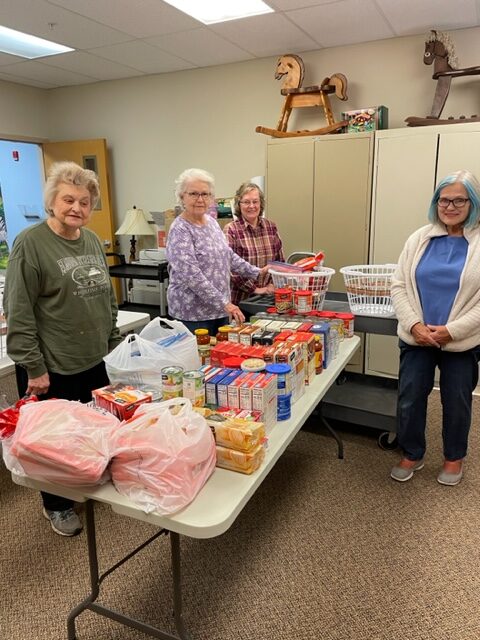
[92,383,152,420]
[341,106,388,133]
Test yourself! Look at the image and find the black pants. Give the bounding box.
[16,362,110,511]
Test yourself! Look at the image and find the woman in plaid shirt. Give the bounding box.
[224,183,284,305]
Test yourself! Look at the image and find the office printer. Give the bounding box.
[129,248,168,308]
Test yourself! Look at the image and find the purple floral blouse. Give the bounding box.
[166,215,260,321]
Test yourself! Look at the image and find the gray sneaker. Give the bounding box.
[390,459,424,482]
[43,507,83,537]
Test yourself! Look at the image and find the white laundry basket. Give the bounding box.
[340,264,397,316]
[269,267,335,311]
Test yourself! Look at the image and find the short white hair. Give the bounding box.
[174,168,215,206]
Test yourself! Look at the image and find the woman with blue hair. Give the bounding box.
[390,170,480,486]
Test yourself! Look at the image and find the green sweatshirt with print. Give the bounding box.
[4,221,122,378]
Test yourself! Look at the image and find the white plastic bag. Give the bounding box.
[139,317,200,371]
[104,333,169,392]
[110,397,216,515]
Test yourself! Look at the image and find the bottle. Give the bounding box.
[216,326,231,342]
[314,336,323,374]
[194,328,211,365]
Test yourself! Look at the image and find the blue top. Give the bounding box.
[416,235,468,325]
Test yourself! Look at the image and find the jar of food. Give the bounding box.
[216,325,231,342]
[294,290,313,314]
[194,328,209,343]
[335,312,355,338]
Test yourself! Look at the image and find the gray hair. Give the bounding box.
[234,182,265,218]
[174,168,215,207]
[44,161,100,215]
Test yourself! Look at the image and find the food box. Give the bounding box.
[92,383,152,420]
[341,106,388,133]
[207,417,266,452]
[215,443,265,474]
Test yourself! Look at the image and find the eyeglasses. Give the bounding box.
[186,191,211,200]
[239,200,260,206]
[437,197,470,208]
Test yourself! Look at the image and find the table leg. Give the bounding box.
[66,500,190,640]
[171,533,192,640]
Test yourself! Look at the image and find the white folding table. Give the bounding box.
[12,336,360,640]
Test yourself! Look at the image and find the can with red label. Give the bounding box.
[274,288,293,314]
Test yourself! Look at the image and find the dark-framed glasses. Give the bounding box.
[186,191,211,200]
[438,197,470,208]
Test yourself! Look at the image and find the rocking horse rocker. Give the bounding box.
[256,53,348,137]
[406,30,480,127]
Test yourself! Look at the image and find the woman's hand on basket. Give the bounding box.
[259,265,271,277]
[254,283,275,296]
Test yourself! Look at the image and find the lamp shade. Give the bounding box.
[115,206,156,236]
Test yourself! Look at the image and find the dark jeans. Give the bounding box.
[176,317,229,336]
[16,361,110,512]
[397,340,480,462]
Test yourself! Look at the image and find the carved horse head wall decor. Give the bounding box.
[406,29,480,126]
[256,53,348,138]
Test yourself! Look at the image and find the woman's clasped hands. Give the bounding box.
[411,322,452,348]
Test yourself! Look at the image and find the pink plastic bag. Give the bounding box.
[111,397,216,515]
[7,399,120,485]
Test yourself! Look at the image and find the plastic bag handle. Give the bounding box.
[147,317,180,332]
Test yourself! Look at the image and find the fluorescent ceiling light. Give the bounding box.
[163,0,274,25]
[0,25,73,59]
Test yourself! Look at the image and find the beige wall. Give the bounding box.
[0,79,49,140]
[2,27,480,245]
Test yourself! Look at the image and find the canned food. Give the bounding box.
[161,366,184,400]
[182,370,206,407]
[294,290,313,314]
[335,312,355,338]
[241,358,266,372]
[274,288,293,314]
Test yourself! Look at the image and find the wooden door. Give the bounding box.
[42,139,116,253]
[42,138,121,300]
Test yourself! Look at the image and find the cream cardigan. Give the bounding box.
[391,222,480,352]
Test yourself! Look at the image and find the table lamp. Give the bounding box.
[115,206,156,262]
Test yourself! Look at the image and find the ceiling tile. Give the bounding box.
[146,28,254,67]
[375,0,479,36]
[89,40,193,74]
[0,52,25,66]
[268,0,339,9]
[39,51,145,81]
[287,0,395,47]
[46,0,200,38]
[210,13,320,57]
[0,0,132,49]
[0,71,55,88]
[0,60,96,86]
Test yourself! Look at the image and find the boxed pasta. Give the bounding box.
[215,443,265,474]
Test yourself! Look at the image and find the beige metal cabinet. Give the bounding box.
[367,123,480,378]
[266,132,374,372]
[266,132,374,291]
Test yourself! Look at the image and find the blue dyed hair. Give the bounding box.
[428,170,480,228]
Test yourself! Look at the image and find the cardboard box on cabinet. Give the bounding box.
[342,106,388,133]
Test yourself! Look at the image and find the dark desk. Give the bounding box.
[240,291,398,336]
[109,259,169,316]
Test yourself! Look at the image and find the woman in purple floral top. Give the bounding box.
[166,169,267,334]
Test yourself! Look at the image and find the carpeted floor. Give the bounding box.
[2,390,480,640]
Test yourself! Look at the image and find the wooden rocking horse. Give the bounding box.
[406,30,480,127]
[256,53,348,138]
